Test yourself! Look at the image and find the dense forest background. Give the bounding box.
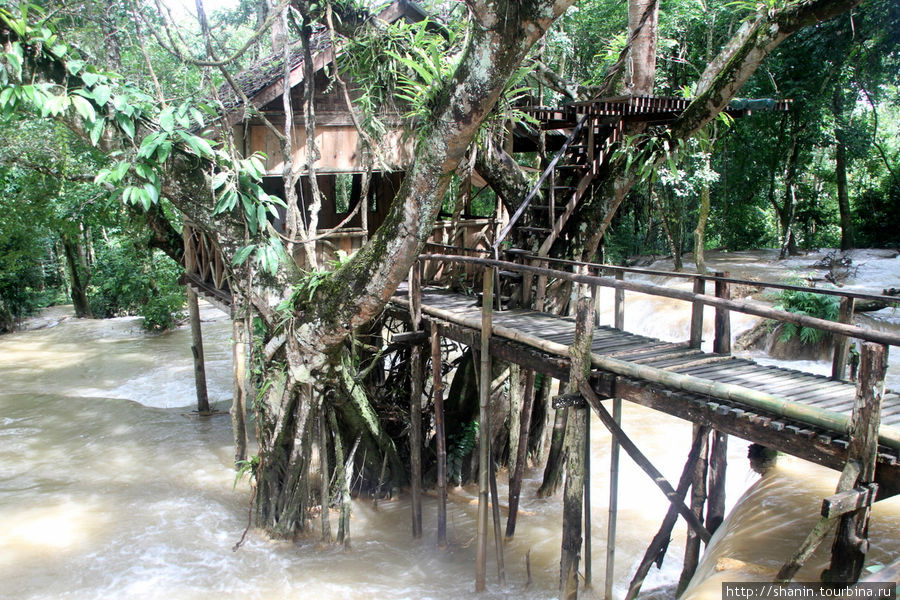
[2,0,897,332]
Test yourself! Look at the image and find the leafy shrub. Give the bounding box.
[773,288,840,344]
[88,243,185,330]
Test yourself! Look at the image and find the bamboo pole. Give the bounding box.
[409,264,423,539]
[583,411,592,590]
[490,459,506,585]
[432,325,448,548]
[401,297,900,451]
[604,397,621,600]
[187,287,210,415]
[475,267,493,593]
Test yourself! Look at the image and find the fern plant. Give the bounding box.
[773,288,840,345]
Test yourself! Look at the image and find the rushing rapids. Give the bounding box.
[1,249,898,598]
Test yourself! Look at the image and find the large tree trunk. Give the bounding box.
[61,233,92,318]
[832,87,854,251]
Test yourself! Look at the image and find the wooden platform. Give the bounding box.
[390,287,900,498]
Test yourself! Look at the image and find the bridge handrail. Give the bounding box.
[418,253,900,348]
[507,251,900,304]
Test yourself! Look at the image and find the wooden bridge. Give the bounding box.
[389,251,900,597]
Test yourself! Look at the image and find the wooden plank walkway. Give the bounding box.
[391,287,900,497]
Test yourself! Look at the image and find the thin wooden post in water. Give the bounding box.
[677,425,710,596]
[409,263,423,539]
[831,297,856,381]
[690,277,705,349]
[604,398,621,600]
[187,287,210,414]
[231,314,248,464]
[826,342,888,584]
[706,431,728,535]
[431,324,448,547]
[583,411,592,590]
[560,289,594,600]
[476,267,493,593]
[506,369,536,538]
[489,459,506,585]
[713,272,731,354]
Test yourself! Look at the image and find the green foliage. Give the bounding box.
[773,287,840,345]
[447,419,478,485]
[88,243,185,331]
[234,454,260,488]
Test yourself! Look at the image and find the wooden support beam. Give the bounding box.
[431,325,448,548]
[490,459,506,585]
[713,271,731,355]
[506,368,536,538]
[187,287,210,415]
[677,424,711,596]
[392,330,429,345]
[690,277,705,349]
[825,342,888,584]
[560,291,594,600]
[579,381,712,544]
[475,268,493,593]
[625,427,709,600]
[831,297,856,381]
[706,430,728,534]
[584,411,593,590]
[409,264,423,540]
[821,484,878,519]
[604,398,622,600]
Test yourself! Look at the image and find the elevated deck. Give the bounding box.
[390,286,900,497]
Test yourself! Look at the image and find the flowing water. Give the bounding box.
[1,249,898,599]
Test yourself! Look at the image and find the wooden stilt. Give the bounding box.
[831,297,856,381]
[706,430,728,534]
[604,398,621,600]
[476,267,493,593]
[187,287,210,415]
[825,342,888,584]
[489,458,506,585]
[506,368,536,538]
[624,427,709,600]
[676,424,710,596]
[319,403,332,543]
[776,343,887,584]
[560,290,594,600]
[583,411,592,590]
[508,363,522,475]
[409,264,423,539]
[579,382,712,544]
[431,325,448,548]
[231,315,248,464]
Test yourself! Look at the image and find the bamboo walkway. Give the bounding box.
[391,286,900,496]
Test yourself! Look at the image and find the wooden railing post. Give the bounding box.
[614,270,625,330]
[832,296,857,381]
[475,265,493,592]
[713,272,731,355]
[690,277,706,349]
